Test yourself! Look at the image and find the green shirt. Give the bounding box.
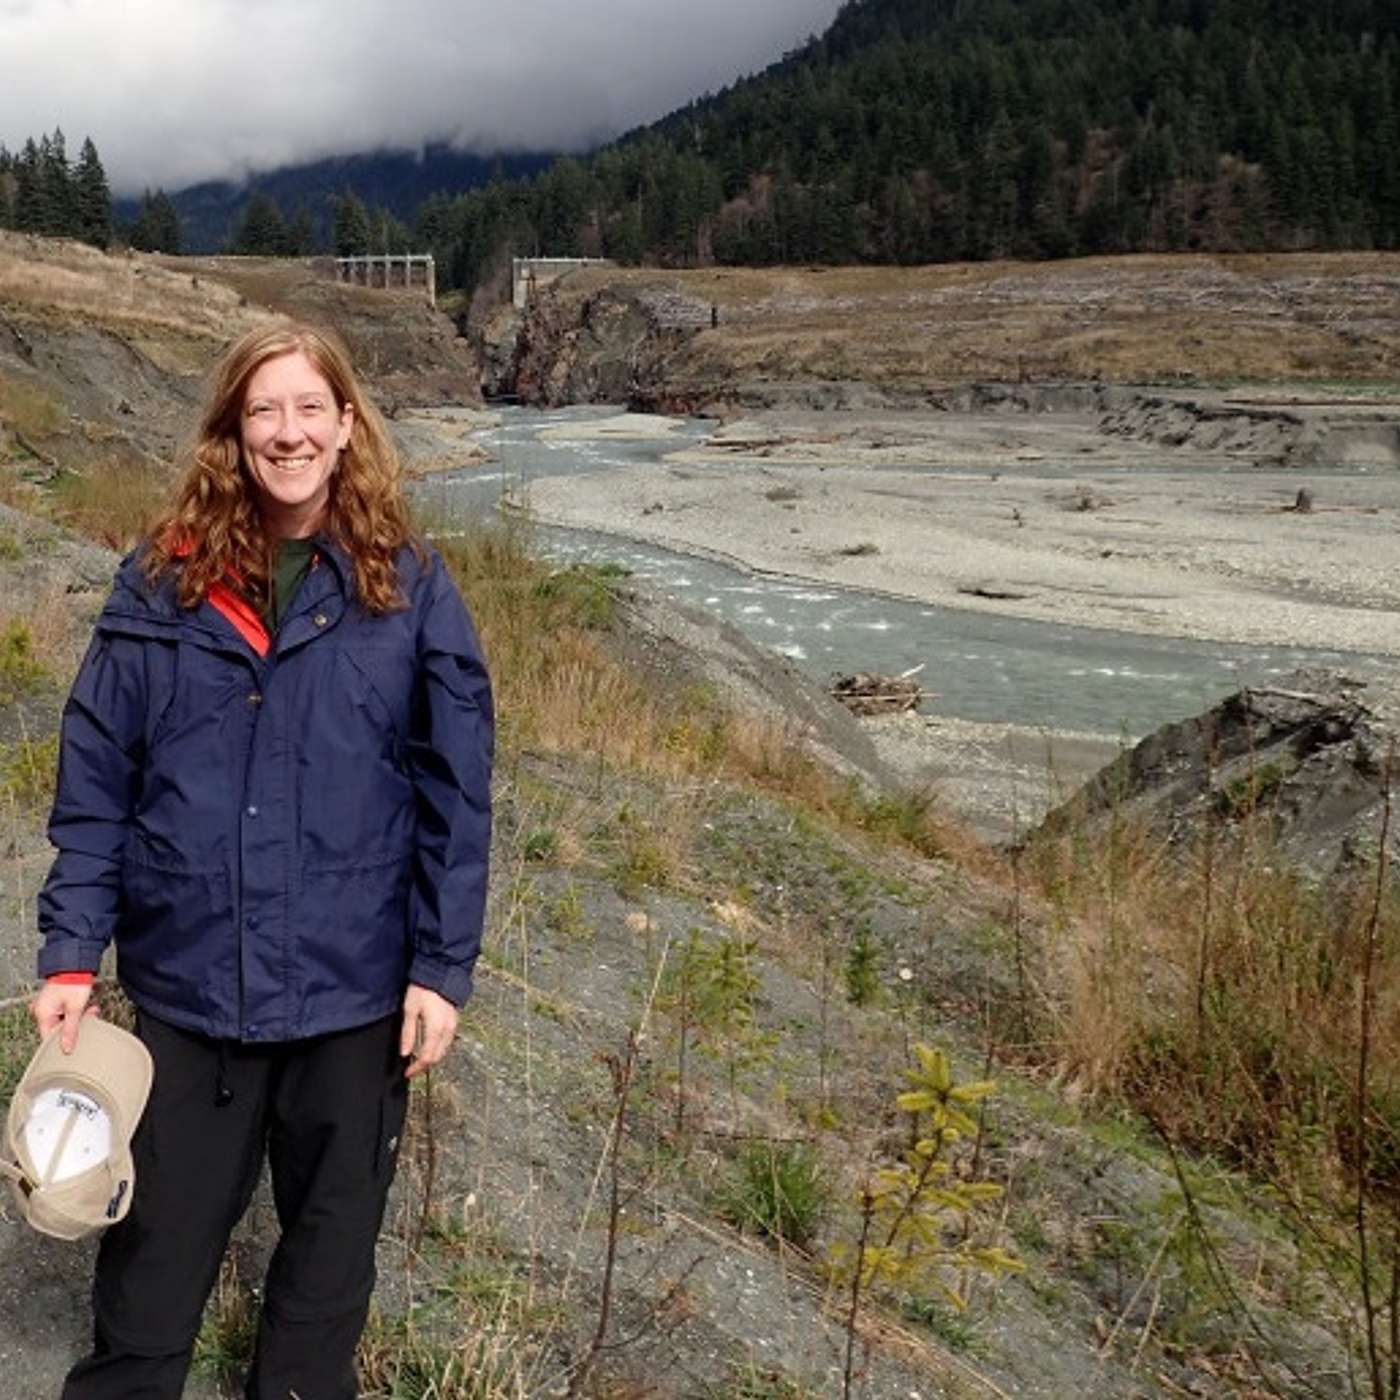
[265,537,317,633]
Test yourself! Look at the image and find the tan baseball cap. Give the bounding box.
[2,1018,153,1240]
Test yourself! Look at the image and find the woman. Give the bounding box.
[30,320,493,1399]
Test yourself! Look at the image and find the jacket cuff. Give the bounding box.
[407,954,474,1008]
[38,939,106,979]
[46,971,95,985]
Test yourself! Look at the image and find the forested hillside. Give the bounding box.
[128,146,558,256]
[429,0,1400,292]
[0,130,112,249]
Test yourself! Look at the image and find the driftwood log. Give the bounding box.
[831,671,928,716]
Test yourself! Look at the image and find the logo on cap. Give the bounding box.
[106,1179,129,1219]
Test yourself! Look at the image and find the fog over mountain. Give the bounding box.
[0,0,844,194]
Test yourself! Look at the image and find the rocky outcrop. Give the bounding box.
[1036,669,1398,874]
[1099,394,1307,459]
[1291,417,1400,469]
[506,283,1115,414]
[474,304,524,399]
[514,285,674,407]
[499,261,1400,461]
[0,312,209,470]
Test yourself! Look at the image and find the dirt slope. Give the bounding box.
[0,234,481,488]
[498,252,1400,412]
[0,504,1358,1396]
[159,254,481,409]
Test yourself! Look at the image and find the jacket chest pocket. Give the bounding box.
[146,641,254,756]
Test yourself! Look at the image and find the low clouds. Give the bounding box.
[1,0,844,193]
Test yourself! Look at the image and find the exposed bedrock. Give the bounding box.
[1036,669,1399,875]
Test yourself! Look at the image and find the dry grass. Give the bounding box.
[557,252,1400,388]
[356,1301,535,1399]
[0,436,173,560]
[1025,810,1400,1184]
[160,253,417,321]
[0,371,65,444]
[191,1256,259,1390]
[1021,808,1400,1394]
[0,230,270,345]
[0,732,60,810]
[0,618,46,701]
[48,457,169,553]
[0,581,90,686]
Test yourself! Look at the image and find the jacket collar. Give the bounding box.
[105,534,356,659]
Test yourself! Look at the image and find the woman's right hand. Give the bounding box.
[30,981,99,1052]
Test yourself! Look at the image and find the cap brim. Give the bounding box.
[11,1146,137,1240]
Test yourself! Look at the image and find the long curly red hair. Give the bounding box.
[145,320,416,614]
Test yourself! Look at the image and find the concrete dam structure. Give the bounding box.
[512,257,613,308]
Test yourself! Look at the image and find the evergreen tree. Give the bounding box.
[0,130,109,245]
[74,137,112,249]
[39,130,77,237]
[286,207,316,256]
[153,190,182,254]
[0,145,13,229]
[889,178,923,263]
[813,170,861,261]
[13,139,44,233]
[604,202,645,264]
[537,158,591,256]
[332,191,371,256]
[1015,126,1055,233]
[129,188,181,253]
[414,192,458,268]
[366,204,411,255]
[233,193,289,255]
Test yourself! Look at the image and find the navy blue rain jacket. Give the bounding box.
[37,539,494,1043]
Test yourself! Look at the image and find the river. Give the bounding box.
[414,406,1390,739]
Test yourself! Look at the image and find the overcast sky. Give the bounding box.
[0,0,845,194]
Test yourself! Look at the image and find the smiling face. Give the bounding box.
[239,350,354,539]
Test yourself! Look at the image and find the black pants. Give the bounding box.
[62,1011,409,1400]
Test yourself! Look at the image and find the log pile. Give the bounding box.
[831,671,925,716]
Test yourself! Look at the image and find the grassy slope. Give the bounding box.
[0,507,1368,1397]
[532,252,1400,399]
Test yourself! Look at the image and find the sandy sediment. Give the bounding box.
[391,407,500,476]
[535,411,688,441]
[525,406,1400,657]
[861,712,1126,841]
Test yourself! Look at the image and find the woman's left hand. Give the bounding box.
[400,984,459,1079]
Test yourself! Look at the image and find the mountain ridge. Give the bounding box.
[115,145,559,255]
